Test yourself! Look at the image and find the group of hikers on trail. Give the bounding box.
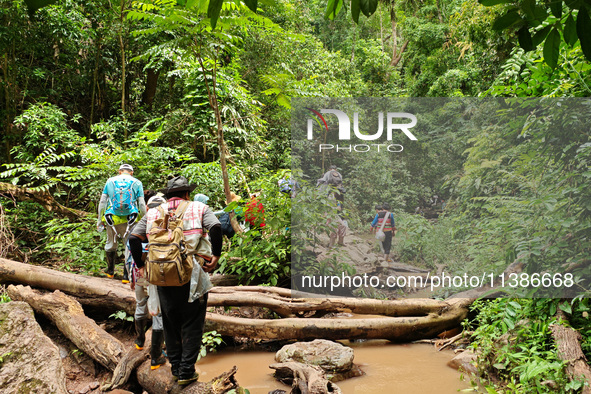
[317,165,397,262]
[95,164,265,386]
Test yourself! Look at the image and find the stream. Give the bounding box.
[195,341,474,393]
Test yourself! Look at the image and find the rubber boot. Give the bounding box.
[134,319,148,350]
[106,251,117,278]
[150,330,166,370]
[122,264,129,284]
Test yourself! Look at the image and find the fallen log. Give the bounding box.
[0,258,235,316]
[1,258,475,341]
[205,298,472,342]
[7,285,124,370]
[0,182,88,220]
[551,312,591,394]
[102,334,150,391]
[136,362,241,394]
[209,286,449,317]
[270,362,342,394]
[0,258,137,315]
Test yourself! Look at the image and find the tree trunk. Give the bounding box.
[141,67,159,110]
[209,286,450,318]
[7,285,124,370]
[270,362,342,394]
[196,53,243,235]
[205,298,472,342]
[0,258,137,315]
[551,312,591,394]
[102,334,150,391]
[0,258,236,316]
[136,362,240,394]
[0,258,474,342]
[0,182,88,220]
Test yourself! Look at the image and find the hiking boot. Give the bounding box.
[177,372,198,386]
[150,330,166,370]
[171,364,180,381]
[122,264,130,284]
[106,251,117,278]
[134,319,149,350]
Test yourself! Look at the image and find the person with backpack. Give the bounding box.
[371,203,396,262]
[142,176,222,386]
[97,164,147,281]
[317,165,345,198]
[127,194,167,370]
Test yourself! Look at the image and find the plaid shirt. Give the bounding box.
[145,197,213,299]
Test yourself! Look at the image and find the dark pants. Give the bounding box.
[382,231,393,255]
[157,283,208,377]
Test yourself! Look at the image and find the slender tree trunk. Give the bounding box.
[118,0,127,121]
[390,5,398,66]
[90,34,102,134]
[141,67,159,110]
[196,49,243,234]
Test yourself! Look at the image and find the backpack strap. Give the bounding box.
[379,212,390,232]
[174,200,191,220]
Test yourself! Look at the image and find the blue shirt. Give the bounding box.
[102,174,144,216]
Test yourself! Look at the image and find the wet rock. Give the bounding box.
[0,301,68,393]
[275,339,364,382]
[276,339,353,373]
[447,349,477,375]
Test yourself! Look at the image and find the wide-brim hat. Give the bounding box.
[159,176,197,195]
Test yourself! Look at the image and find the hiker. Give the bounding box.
[127,194,167,370]
[441,199,446,210]
[317,165,345,197]
[371,203,396,262]
[97,164,146,281]
[328,193,346,248]
[212,192,243,239]
[143,176,222,385]
[244,192,265,229]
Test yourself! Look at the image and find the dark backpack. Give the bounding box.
[219,212,235,239]
[327,170,342,186]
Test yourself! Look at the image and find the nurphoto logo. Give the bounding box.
[305,108,418,152]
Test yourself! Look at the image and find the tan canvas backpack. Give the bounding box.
[146,201,193,286]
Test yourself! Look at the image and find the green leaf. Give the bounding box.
[550,0,562,18]
[359,0,378,17]
[243,0,258,12]
[23,0,59,15]
[207,0,223,29]
[521,0,536,20]
[564,13,578,46]
[493,9,522,31]
[576,7,591,62]
[325,0,343,20]
[518,26,534,51]
[351,0,361,23]
[479,0,512,5]
[532,25,552,46]
[559,301,572,314]
[543,27,560,68]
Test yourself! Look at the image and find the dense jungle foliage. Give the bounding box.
[1,0,590,392]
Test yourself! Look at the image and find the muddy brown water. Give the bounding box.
[195,341,474,393]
